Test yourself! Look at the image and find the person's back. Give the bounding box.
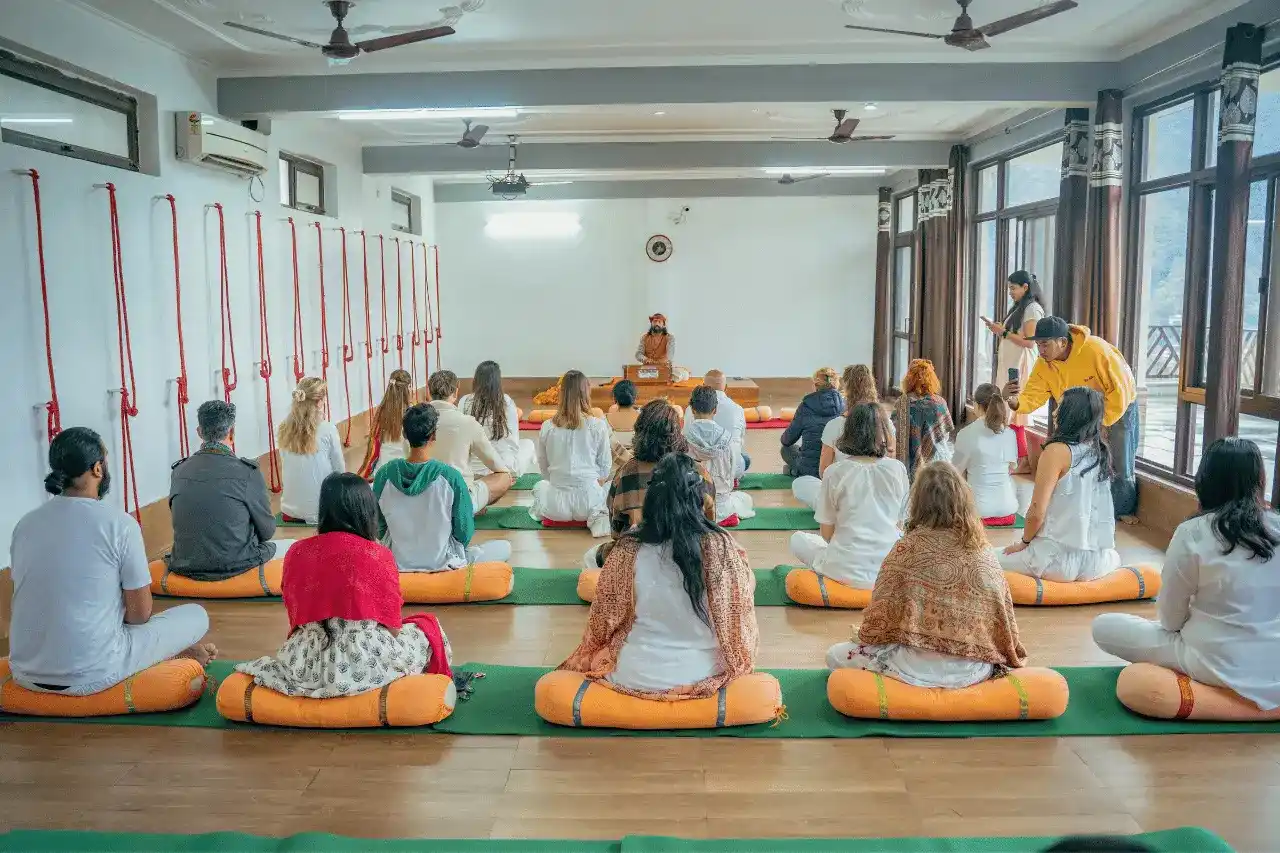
[539,417,611,484]
[170,449,276,580]
[10,497,145,689]
[1042,443,1115,553]
[780,379,844,478]
[814,457,908,588]
[280,421,344,522]
[953,419,1018,519]
[377,459,474,572]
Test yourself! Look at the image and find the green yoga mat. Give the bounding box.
[513,473,795,491]
[7,661,1280,740]
[272,512,313,528]
[0,829,1233,853]
[477,507,819,532]
[985,514,1027,530]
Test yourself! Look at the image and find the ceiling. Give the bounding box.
[330,102,1029,145]
[74,0,1253,72]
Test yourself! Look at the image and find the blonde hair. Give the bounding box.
[375,369,414,443]
[553,370,593,430]
[841,364,878,406]
[812,366,839,391]
[278,377,327,455]
[905,461,987,552]
[974,383,1010,434]
[903,359,942,397]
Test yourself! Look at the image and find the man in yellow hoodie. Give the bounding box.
[1002,316,1139,519]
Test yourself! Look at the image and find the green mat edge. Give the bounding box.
[0,828,1233,853]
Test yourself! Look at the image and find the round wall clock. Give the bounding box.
[646,234,673,263]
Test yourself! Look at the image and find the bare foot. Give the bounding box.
[1118,515,1141,526]
[176,642,219,667]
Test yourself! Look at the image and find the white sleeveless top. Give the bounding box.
[1041,443,1116,553]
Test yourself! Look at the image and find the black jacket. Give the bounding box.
[780,389,845,478]
[167,446,278,581]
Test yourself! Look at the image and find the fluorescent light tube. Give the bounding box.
[337,107,520,121]
[485,212,581,240]
[762,167,886,176]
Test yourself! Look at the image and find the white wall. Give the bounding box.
[435,195,877,379]
[1,0,435,563]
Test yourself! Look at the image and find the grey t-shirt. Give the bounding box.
[9,497,151,688]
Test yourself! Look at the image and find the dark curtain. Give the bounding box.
[872,187,893,394]
[1081,90,1124,344]
[1054,108,1091,321]
[916,145,970,418]
[1205,24,1266,443]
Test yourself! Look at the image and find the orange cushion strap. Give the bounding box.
[160,566,172,596]
[463,564,475,603]
[243,680,257,723]
[1124,564,1146,598]
[1007,674,1030,720]
[570,677,591,727]
[122,674,138,714]
[873,673,890,719]
[1175,672,1196,720]
[817,574,830,607]
[378,684,391,727]
[258,563,271,596]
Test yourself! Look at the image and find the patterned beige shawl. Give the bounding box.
[559,534,758,700]
[858,528,1026,668]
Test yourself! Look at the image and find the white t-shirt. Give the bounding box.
[280,421,345,523]
[610,543,720,692]
[378,478,468,572]
[1158,512,1280,710]
[952,420,1018,519]
[812,457,910,589]
[9,497,151,688]
[537,418,612,487]
[821,414,896,463]
[459,393,523,475]
[683,390,746,442]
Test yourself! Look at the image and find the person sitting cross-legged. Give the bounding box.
[606,379,641,433]
[9,427,215,696]
[533,370,614,536]
[168,400,295,582]
[683,385,754,525]
[559,452,759,698]
[826,461,1026,687]
[780,367,844,478]
[237,472,452,697]
[277,377,346,525]
[952,383,1019,523]
[1092,437,1280,712]
[374,404,512,572]
[459,360,537,478]
[790,403,909,592]
[427,369,514,512]
[356,369,414,479]
[683,369,749,470]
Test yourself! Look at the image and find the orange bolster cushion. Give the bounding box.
[216,672,456,728]
[1115,663,1280,722]
[827,667,1069,722]
[743,406,774,423]
[778,407,796,422]
[400,563,514,604]
[784,569,873,609]
[1004,564,1161,606]
[0,657,205,717]
[149,559,284,599]
[577,568,600,602]
[535,669,782,730]
[526,409,556,424]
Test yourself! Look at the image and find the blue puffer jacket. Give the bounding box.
[779,388,845,478]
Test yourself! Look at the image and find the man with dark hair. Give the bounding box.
[684,385,754,524]
[683,368,749,469]
[634,312,690,383]
[426,369,513,512]
[373,403,511,571]
[1002,316,1140,519]
[168,400,293,582]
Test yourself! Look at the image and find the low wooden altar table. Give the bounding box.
[589,373,759,409]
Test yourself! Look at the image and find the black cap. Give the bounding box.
[1027,316,1071,341]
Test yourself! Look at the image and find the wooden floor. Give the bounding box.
[2,381,1278,850]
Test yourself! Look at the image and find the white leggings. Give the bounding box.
[792,476,821,511]
[17,603,210,697]
[1091,613,1228,690]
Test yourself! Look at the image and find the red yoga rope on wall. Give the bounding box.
[378,234,389,389]
[409,242,422,400]
[214,203,239,408]
[288,217,305,384]
[432,244,443,368]
[394,237,405,369]
[314,222,330,420]
[164,195,190,459]
[254,212,282,493]
[25,170,62,443]
[420,241,434,370]
[359,230,374,414]
[338,227,355,447]
[103,184,141,521]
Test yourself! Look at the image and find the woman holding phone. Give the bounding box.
[981,271,1045,472]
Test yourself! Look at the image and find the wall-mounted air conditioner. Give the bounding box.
[175,112,269,176]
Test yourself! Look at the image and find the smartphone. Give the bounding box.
[1008,368,1020,383]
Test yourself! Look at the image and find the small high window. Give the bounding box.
[280,153,326,215]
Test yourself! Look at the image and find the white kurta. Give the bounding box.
[279,422,346,523]
[952,420,1019,519]
[531,418,612,522]
[996,301,1044,428]
[459,393,537,477]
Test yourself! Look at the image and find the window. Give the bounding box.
[0,49,139,171]
[1141,97,1195,181]
[890,190,917,384]
[390,190,414,234]
[976,165,998,214]
[1257,68,1279,159]
[280,153,325,215]
[972,219,998,388]
[1005,143,1061,208]
[895,194,915,233]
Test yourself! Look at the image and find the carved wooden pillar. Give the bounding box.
[1081,90,1124,344]
[1205,24,1265,445]
[872,187,893,394]
[1054,108,1091,321]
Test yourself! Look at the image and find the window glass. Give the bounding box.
[896,194,915,233]
[977,165,998,214]
[894,338,910,386]
[295,169,322,209]
[1135,187,1191,469]
[278,157,290,205]
[0,71,132,160]
[1242,180,1268,390]
[1015,214,1056,317]
[1206,89,1220,170]
[391,192,413,233]
[1238,414,1280,496]
[893,245,913,334]
[1142,99,1194,181]
[973,220,998,387]
[1005,143,1061,207]
[1256,67,1279,159]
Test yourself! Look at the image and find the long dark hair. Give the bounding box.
[469,360,510,442]
[632,399,688,463]
[1194,437,1278,561]
[45,427,106,496]
[836,403,887,458]
[1046,387,1112,481]
[1004,270,1045,332]
[630,453,726,624]
[317,473,379,540]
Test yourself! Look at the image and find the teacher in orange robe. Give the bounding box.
[635,313,676,366]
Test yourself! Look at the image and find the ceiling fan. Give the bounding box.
[844,0,1078,52]
[773,109,895,144]
[456,120,490,149]
[223,1,455,62]
[776,173,830,185]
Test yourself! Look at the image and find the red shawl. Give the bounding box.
[281,532,451,676]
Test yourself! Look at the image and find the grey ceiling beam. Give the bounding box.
[435,177,885,202]
[363,140,951,175]
[219,62,1111,116]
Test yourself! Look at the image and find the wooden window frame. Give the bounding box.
[890,189,918,385]
[280,153,326,216]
